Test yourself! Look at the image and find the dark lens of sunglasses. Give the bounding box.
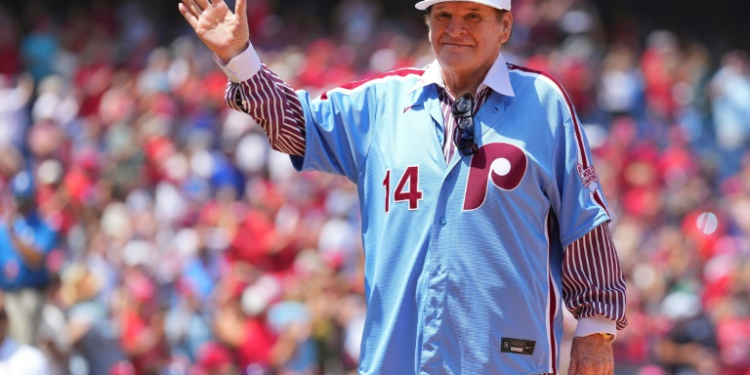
[454,127,473,146]
[457,117,473,131]
[451,94,477,155]
[453,99,471,116]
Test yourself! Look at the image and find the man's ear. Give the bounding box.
[499,11,513,44]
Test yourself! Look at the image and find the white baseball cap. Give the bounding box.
[415,0,511,12]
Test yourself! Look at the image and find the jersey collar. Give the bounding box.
[409,51,516,98]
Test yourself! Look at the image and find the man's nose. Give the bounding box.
[445,18,467,37]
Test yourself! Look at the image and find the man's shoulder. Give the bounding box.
[320,68,424,100]
[506,63,573,105]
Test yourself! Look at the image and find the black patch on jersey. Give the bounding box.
[501,337,536,355]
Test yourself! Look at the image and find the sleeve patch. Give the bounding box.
[576,163,599,191]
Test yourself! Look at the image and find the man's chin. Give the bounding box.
[437,55,472,71]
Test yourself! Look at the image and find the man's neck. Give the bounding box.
[442,64,492,99]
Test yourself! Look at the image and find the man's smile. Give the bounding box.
[441,42,474,48]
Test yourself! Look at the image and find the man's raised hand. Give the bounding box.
[178,0,249,63]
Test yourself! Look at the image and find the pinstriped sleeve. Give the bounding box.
[562,224,628,331]
[225,65,306,156]
[214,45,306,156]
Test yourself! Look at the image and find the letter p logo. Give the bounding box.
[463,143,528,211]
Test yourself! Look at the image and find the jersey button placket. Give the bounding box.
[439,216,446,226]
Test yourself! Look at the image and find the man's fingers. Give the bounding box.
[188,0,205,16]
[234,0,248,25]
[194,0,211,11]
[178,3,199,29]
[235,0,248,25]
[180,0,202,18]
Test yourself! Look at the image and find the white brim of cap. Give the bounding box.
[415,0,511,11]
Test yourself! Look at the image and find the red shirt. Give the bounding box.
[237,317,277,369]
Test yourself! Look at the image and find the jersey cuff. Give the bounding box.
[560,215,610,248]
[212,43,263,83]
[575,315,616,338]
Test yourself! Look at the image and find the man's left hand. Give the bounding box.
[568,334,614,375]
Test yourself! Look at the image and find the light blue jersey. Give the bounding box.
[290,54,610,375]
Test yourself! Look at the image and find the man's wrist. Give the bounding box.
[575,315,616,338]
[594,332,615,342]
[217,42,250,65]
[213,42,262,83]
[588,332,616,344]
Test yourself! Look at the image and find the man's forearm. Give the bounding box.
[562,224,628,331]
[216,45,307,156]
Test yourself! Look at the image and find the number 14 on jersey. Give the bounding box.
[383,166,423,212]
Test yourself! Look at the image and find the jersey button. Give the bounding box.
[439,217,446,226]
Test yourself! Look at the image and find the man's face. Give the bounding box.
[427,2,513,77]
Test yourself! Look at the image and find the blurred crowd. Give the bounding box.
[0,0,749,374]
